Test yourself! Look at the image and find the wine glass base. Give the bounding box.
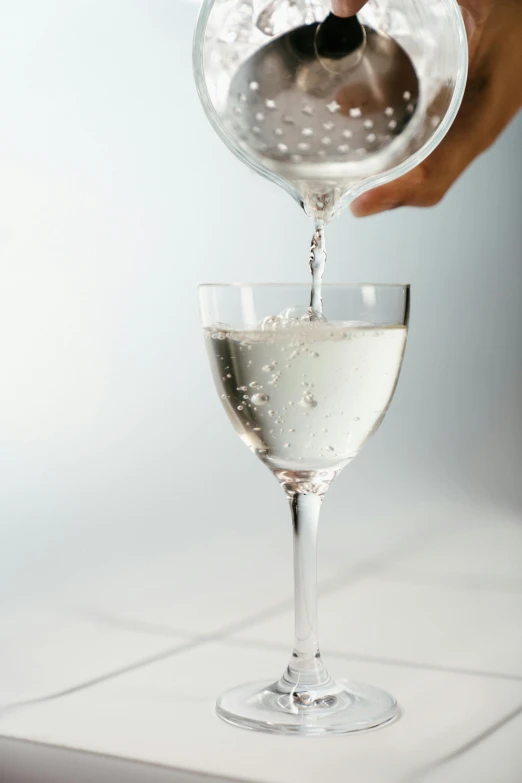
[216,678,399,736]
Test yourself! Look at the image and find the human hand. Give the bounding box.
[330,0,522,216]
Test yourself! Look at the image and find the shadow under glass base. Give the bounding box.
[216,677,399,736]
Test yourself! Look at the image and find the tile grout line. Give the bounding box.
[0,515,479,716]
[0,593,302,716]
[221,635,522,683]
[81,511,462,645]
[0,638,198,718]
[402,702,522,782]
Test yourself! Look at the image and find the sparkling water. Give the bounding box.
[205,318,407,490]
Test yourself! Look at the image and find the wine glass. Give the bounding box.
[200,283,409,734]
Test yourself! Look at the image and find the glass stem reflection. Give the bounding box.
[281,492,330,692]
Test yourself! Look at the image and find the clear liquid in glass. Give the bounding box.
[205,320,407,491]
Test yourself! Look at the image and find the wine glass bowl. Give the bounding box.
[200,283,409,734]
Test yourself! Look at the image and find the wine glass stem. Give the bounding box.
[283,492,330,690]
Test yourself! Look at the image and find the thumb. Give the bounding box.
[331,0,367,18]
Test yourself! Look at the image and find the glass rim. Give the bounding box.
[199,282,410,289]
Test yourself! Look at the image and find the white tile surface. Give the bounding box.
[234,576,522,677]
[383,516,522,589]
[1,642,521,783]
[76,496,476,639]
[0,607,188,709]
[417,710,522,783]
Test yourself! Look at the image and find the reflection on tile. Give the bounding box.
[416,708,522,783]
[234,576,522,677]
[0,608,189,709]
[1,643,521,783]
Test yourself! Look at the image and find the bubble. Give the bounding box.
[249,381,259,388]
[253,427,261,432]
[242,394,249,400]
[284,443,290,448]
[212,331,226,340]
[282,306,326,324]
[237,386,248,391]
[299,393,317,409]
[327,446,335,451]
[268,410,276,417]
[237,405,244,410]
[226,374,232,378]
[251,392,269,406]
[262,363,276,372]
[288,428,295,432]
[220,394,226,399]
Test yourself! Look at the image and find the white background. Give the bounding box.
[1,0,521,606]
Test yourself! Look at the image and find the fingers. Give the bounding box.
[351,69,494,217]
[331,0,367,18]
[350,127,482,217]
